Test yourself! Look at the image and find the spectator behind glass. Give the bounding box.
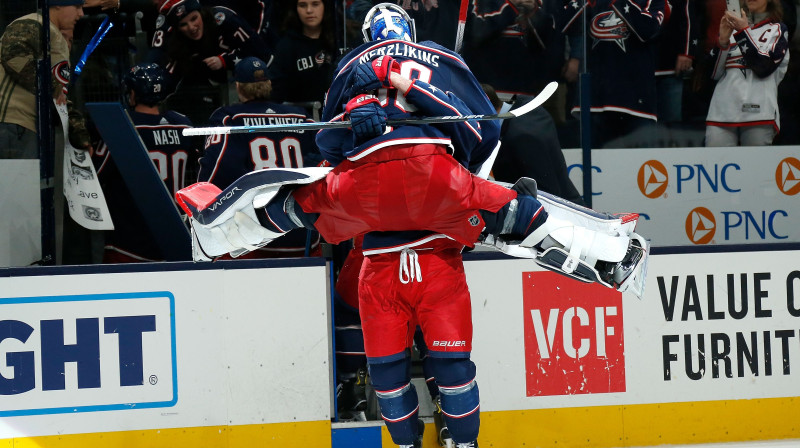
[705,0,789,146]
[198,56,323,258]
[93,63,198,263]
[153,0,272,123]
[150,0,279,62]
[464,1,565,100]
[269,0,336,104]
[0,0,91,159]
[561,0,666,149]
[482,83,585,206]
[653,0,699,125]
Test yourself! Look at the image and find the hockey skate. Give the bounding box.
[457,442,478,448]
[432,396,455,447]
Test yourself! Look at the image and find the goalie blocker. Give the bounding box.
[176,170,649,298]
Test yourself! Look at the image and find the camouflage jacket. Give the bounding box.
[0,13,90,149]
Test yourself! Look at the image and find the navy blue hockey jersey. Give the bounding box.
[198,101,322,256]
[151,6,272,76]
[318,39,499,173]
[198,101,321,187]
[95,110,196,261]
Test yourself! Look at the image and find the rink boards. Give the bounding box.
[1,248,799,447]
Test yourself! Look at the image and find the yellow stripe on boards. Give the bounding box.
[380,423,441,448]
[478,397,800,447]
[3,420,331,448]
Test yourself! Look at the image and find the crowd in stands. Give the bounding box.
[61,0,799,148]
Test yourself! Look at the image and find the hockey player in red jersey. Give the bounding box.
[175,4,649,447]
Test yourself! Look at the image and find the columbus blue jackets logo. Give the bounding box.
[52,61,71,85]
[314,51,331,66]
[590,11,630,51]
[215,11,226,25]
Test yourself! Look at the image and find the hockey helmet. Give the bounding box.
[361,3,416,43]
[124,63,169,106]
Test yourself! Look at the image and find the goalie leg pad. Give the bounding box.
[521,191,639,265]
[175,168,331,260]
[535,246,613,288]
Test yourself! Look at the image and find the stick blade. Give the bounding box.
[510,81,558,117]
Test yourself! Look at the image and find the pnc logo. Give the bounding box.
[637,160,668,198]
[685,207,716,244]
[776,157,800,195]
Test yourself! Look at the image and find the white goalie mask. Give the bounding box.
[361,3,416,43]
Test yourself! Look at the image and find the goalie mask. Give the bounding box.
[124,63,169,106]
[362,3,416,43]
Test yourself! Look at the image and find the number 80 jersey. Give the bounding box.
[198,101,322,189]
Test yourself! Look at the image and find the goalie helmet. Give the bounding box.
[124,63,168,106]
[361,3,416,43]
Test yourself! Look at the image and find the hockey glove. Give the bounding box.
[346,94,387,144]
[346,55,400,96]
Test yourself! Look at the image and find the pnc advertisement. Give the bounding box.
[563,147,800,246]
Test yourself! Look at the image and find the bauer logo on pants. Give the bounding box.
[522,271,625,396]
[0,292,177,416]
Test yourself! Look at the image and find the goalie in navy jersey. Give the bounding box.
[198,56,323,257]
[176,4,648,447]
[94,63,198,263]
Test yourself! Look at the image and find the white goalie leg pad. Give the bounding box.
[190,209,286,260]
[520,191,637,266]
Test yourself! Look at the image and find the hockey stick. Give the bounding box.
[67,15,114,95]
[183,81,558,137]
[454,0,469,53]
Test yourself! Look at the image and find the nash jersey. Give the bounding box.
[199,101,322,255]
[318,38,499,173]
[706,18,789,131]
[562,0,666,120]
[95,110,196,261]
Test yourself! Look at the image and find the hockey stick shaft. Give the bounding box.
[68,15,114,95]
[454,0,469,53]
[182,82,558,137]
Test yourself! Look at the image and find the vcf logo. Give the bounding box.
[685,207,716,244]
[637,160,668,198]
[776,157,800,195]
[523,271,625,396]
